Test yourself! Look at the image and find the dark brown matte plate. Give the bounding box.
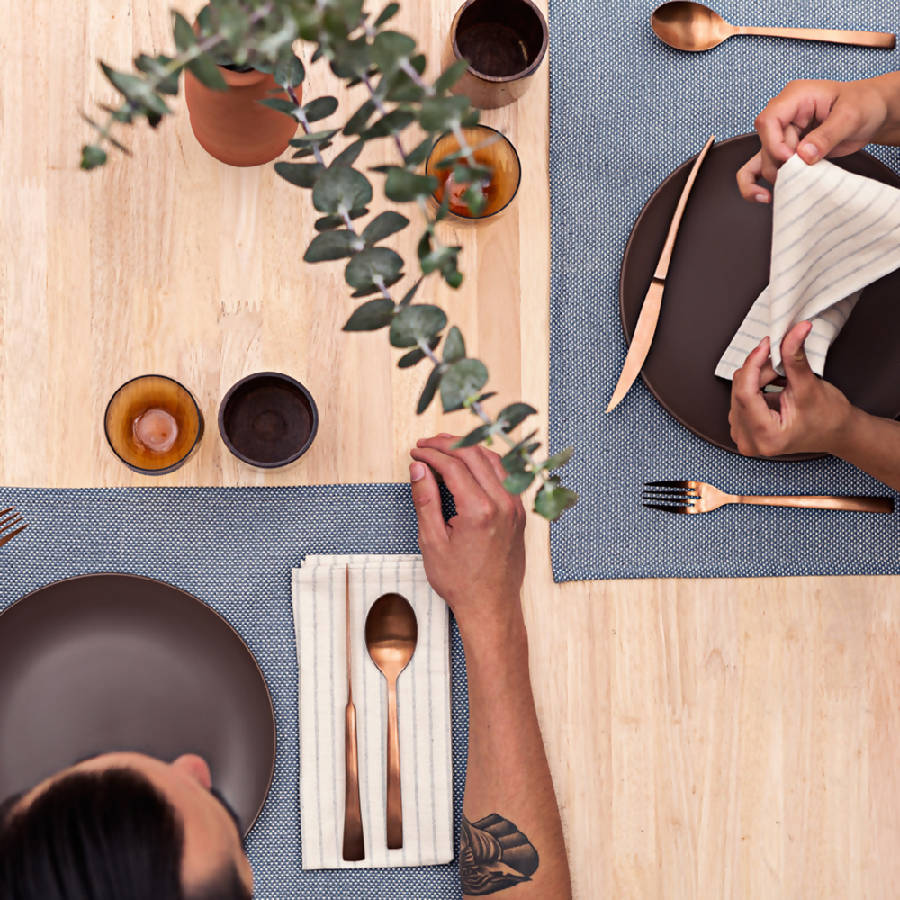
[620,133,900,459]
[0,574,275,834]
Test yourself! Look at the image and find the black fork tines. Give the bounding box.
[643,502,690,514]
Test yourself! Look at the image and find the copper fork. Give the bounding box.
[643,481,895,515]
[0,508,28,547]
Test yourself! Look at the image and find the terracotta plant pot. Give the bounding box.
[183,67,301,167]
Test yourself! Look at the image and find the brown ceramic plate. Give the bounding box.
[0,574,275,834]
[620,133,900,459]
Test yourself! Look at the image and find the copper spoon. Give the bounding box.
[651,1,895,52]
[364,592,418,850]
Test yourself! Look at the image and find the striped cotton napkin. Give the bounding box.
[716,153,900,380]
[291,554,454,870]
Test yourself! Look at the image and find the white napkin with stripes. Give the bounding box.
[716,153,900,380]
[292,554,454,870]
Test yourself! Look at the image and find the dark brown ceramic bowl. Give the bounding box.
[218,372,319,468]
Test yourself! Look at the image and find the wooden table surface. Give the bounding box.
[2,1,898,897]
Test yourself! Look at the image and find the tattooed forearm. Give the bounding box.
[459,813,540,895]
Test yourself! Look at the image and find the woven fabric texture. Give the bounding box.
[548,0,900,581]
[0,486,466,900]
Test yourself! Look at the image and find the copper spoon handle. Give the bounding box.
[342,567,365,861]
[735,24,895,49]
[386,675,403,849]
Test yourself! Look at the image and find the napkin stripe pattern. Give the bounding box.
[293,554,454,871]
[716,154,900,380]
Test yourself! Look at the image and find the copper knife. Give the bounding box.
[606,135,716,412]
[341,565,365,861]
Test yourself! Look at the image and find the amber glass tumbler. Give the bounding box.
[426,125,522,221]
[104,375,203,475]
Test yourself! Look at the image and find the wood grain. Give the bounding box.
[1,1,898,897]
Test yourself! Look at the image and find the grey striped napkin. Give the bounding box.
[291,554,454,870]
[716,154,900,380]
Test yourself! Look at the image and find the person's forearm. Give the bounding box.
[873,72,900,145]
[830,406,900,491]
[456,600,571,899]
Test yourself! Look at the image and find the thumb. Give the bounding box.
[797,102,860,163]
[780,321,814,381]
[409,461,447,546]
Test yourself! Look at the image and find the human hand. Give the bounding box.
[408,434,525,637]
[729,321,854,457]
[736,76,898,203]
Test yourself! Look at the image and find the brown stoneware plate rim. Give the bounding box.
[451,0,549,83]
[218,371,320,468]
[103,374,204,475]
[426,124,522,221]
[618,133,900,462]
[0,572,276,836]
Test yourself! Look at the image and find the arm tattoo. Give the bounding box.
[459,813,539,895]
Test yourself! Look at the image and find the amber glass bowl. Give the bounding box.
[104,375,203,475]
[425,125,522,220]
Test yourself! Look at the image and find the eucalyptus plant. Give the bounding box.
[81,0,577,520]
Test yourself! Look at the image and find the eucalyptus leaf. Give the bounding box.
[373,2,400,26]
[542,447,575,471]
[331,139,365,169]
[417,367,443,414]
[442,326,465,364]
[345,247,404,292]
[274,161,324,188]
[362,109,416,139]
[372,31,417,72]
[303,96,339,122]
[390,305,447,348]
[259,97,297,116]
[399,278,422,307]
[440,359,488,411]
[80,144,108,170]
[384,168,438,202]
[343,99,375,136]
[291,129,339,144]
[273,53,305,89]
[417,94,469,132]
[304,229,363,262]
[498,402,536,431]
[312,165,373,214]
[462,183,487,217]
[503,470,535,494]
[362,211,409,245]
[454,425,492,448]
[343,298,396,331]
[397,336,439,368]
[186,53,226,91]
[534,481,579,521]
[172,12,196,52]
[404,137,433,167]
[315,214,345,231]
[435,59,469,94]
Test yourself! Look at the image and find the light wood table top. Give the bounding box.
[1,1,897,897]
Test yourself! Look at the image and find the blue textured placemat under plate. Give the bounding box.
[548,0,900,581]
[0,485,466,900]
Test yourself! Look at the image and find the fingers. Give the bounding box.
[796,100,861,163]
[736,152,769,203]
[780,321,814,380]
[730,338,780,435]
[409,461,448,547]
[415,435,523,517]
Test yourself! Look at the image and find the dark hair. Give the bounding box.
[0,768,252,900]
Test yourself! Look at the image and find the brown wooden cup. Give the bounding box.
[444,0,548,109]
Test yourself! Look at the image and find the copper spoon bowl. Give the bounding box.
[651,1,895,52]
[364,592,418,850]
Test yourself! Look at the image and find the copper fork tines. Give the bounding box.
[0,508,28,548]
[643,481,895,515]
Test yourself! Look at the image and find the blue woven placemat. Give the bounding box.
[548,0,900,581]
[0,485,466,900]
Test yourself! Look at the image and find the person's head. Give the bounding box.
[0,752,253,900]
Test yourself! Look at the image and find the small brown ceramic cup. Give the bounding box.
[426,125,522,221]
[444,0,548,109]
[104,375,204,475]
[218,372,319,468]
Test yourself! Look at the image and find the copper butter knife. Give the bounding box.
[607,135,716,412]
[342,565,365,861]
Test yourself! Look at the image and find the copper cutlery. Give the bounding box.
[652,2,895,52]
[607,135,715,412]
[341,565,365,862]
[643,480,895,515]
[365,593,418,850]
[0,508,27,548]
